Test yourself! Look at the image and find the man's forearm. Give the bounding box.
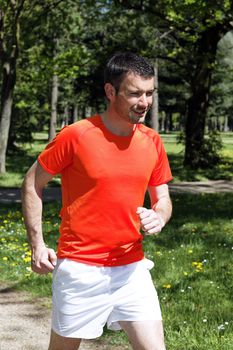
[21,179,45,249]
[152,194,172,226]
[21,161,57,274]
[148,184,172,226]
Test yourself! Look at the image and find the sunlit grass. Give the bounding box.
[0,193,232,349]
[0,202,60,297]
[0,132,232,187]
[160,133,233,182]
[1,133,60,187]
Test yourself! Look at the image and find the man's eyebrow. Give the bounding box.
[128,87,157,93]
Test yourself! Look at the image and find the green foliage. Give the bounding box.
[178,130,223,169]
[167,132,233,181]
[1,0,233,167]
[209,31,233,130]
[198,130,223,168]
[0,132,232,187]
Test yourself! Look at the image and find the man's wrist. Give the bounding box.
[152,207,165,228]
[157,212,165,228]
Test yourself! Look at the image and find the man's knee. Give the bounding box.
[119,320,166,350]
[48,330,82,350]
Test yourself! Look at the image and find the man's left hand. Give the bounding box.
[136,207,165,235]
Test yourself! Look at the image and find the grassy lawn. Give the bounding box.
[160,132,233,182]
[0,131,232,187]
[0,131,232,349]
[0,193,232,349]
[0,132,60,187]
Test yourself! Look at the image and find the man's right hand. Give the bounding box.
[31,246,57,274]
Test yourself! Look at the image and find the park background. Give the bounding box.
[0,1,233,349]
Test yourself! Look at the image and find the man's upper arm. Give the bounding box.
[23,161,54,195]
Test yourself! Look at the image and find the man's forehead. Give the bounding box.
[120,72,154,90]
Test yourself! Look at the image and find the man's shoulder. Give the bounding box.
[137,123,159,139]
[69,115,101,131]
[64,115,101,138]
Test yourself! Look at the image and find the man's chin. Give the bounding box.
[130,115,146,124]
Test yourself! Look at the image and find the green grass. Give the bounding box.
[0,193,232,349]
[0,132,60,187]
[160,133,233,182]
[0,131,232,348]
[0,131,232,187]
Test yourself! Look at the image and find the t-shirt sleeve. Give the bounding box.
[148,134,173,186]
[38,126,76,175]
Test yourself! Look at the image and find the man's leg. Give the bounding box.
[48,330,82,350]
[119,320,166,350]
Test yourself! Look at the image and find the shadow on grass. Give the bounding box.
[168,153,233,181]
[170,192,233,221]
[6,149,37,175]
[4,145,60,187]
[144,192,233,250]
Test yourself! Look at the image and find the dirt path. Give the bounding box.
[168,179,233,194]
[0,180,233,204]
[0,283,129,350]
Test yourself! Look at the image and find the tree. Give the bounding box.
[209,30,233,131]
[0,0,70,173]
[114,0,233,168]
[0,0,26,173]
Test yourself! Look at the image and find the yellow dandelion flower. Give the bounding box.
[23,257,31,263]
[163,284,172,289]
[2,256,8,261]
[192,261,203,272]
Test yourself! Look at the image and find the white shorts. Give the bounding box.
[51,258,162,339]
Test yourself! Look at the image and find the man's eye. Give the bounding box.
[130,92,140,97]
[146,91,154,97]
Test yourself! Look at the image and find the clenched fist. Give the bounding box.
[137,207,165,235]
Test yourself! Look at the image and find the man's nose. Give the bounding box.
[138,94,149,107]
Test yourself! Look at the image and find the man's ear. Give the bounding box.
[104,83,116,101]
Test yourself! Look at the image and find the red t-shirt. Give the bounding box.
[38,115,172,266]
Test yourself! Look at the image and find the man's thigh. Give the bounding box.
[52,259,112,338]
[119,320,166,350]
[48,330,82,350]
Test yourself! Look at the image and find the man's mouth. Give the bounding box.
[133,110,147,116]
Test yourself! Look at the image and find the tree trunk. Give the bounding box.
[165,111,171,133]
[184,25,223,168]
[0,59,16,173]
[61,105,69,128]
[0,1,23,173]
[73,103,78,122]
[150,62,159,131]
[49,74,59,141]
[224,115,228,132]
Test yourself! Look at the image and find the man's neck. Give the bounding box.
[101,110,135,136]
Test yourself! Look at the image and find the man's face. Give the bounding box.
[107,72,155,124]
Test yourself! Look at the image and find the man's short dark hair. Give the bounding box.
[104,52,154,93]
